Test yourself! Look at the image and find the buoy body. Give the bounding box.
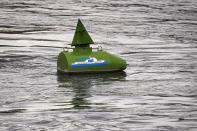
[57,47,126,74]
[57,19,127,74]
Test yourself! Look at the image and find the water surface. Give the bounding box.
[0,0,197,130]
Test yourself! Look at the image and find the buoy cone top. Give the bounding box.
[71,19,94,46]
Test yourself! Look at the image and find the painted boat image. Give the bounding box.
[57,19,127,74]
[72,58,109,68]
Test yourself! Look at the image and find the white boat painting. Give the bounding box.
[72,57,109,67]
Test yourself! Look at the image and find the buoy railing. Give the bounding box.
[63,47,74,52]
[63,45,102,52]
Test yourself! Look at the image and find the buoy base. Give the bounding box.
[57,47,127,74]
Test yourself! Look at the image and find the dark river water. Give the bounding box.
[0,0,197,130]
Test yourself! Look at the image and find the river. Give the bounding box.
[0,0,197,130]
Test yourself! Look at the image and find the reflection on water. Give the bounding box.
[57,72,126,109]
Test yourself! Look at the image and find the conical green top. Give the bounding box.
[71,19,94,46]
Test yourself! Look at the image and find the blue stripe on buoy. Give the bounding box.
[72,61,109,68]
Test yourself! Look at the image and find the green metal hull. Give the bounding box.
[57,47,127,74]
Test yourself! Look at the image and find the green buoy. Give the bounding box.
[57,19,127,74]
